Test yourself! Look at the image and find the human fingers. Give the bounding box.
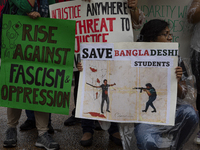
[77,62,83,72]
[127,0,137,9]
[32,12,41,18]
[27,11,41,19]
[175,66,182,81]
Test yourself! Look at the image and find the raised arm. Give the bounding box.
[110,83,116,86]
[143,89,151,96]
[86,82,101,88]
[94,85,101,88]
[128,0,145,29]
[128,0,140,25]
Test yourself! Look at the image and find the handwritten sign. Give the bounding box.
[49,0,134,71]
[135,0,190,58]
[0,14,76,115]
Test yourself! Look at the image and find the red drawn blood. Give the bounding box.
[88,112,106,118]
[97,78,100,83]
[90,67,97,72]
[96,92,98,99]
[105,90,108,95]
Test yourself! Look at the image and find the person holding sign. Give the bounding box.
[129,19,198,150]
[4,0,60,150]
[64,0,145,126]
[78,0,145,147]
[188,0,200,145]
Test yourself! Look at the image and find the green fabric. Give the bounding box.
[1,14,76,115]
[48,0,55,5]
[8,0,55,16]
[9,0,33,15]
[149,88,155,94]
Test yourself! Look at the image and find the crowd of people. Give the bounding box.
[2,0,200,150]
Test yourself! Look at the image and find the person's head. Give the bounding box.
[103,79,107,85]
[137,19,172,42]
[145,83,152,89]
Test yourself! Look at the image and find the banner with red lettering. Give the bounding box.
[49,0,134,71]
[76,42,179,126]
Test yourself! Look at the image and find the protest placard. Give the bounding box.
[0,14,76,115]
[76,42,178,126]
[49,0,134,71]
[135,0,191,58]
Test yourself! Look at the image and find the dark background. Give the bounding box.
[0,0,70,15]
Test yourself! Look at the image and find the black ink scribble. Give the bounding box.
[2,20,22,58]
[65,75,70,83]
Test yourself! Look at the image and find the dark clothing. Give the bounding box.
[144,96,157,112]
[144,87,157,112]
[191,48,200,93]
[71,71,80,116]
[26,110,52,125]
[197,94,200,118]
[100,84,110,113]
[149,87,157,98]
[56,0,70,2]
[101,97,110,113]
[82,119,119,135]
[8,0,55,16]
[191,48,200,118]
[135,104,198,150]
[100,84,110,98]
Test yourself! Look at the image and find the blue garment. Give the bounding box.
[32,0,49,17]
[144,96,157,112]
[26,110,52,124]
[134,104,199,150]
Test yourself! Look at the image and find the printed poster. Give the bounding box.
[76,42,178,126]
[49,0,134,71]
[0,14,76,115]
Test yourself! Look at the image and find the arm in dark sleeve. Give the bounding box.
[177,56,188,99]
[178,56,188,80]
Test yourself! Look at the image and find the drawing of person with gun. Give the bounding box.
[133,87,147,93]
[142,83,157,113]
[87,79,116,114]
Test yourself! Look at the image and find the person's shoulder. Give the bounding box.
[150,87,156,92]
